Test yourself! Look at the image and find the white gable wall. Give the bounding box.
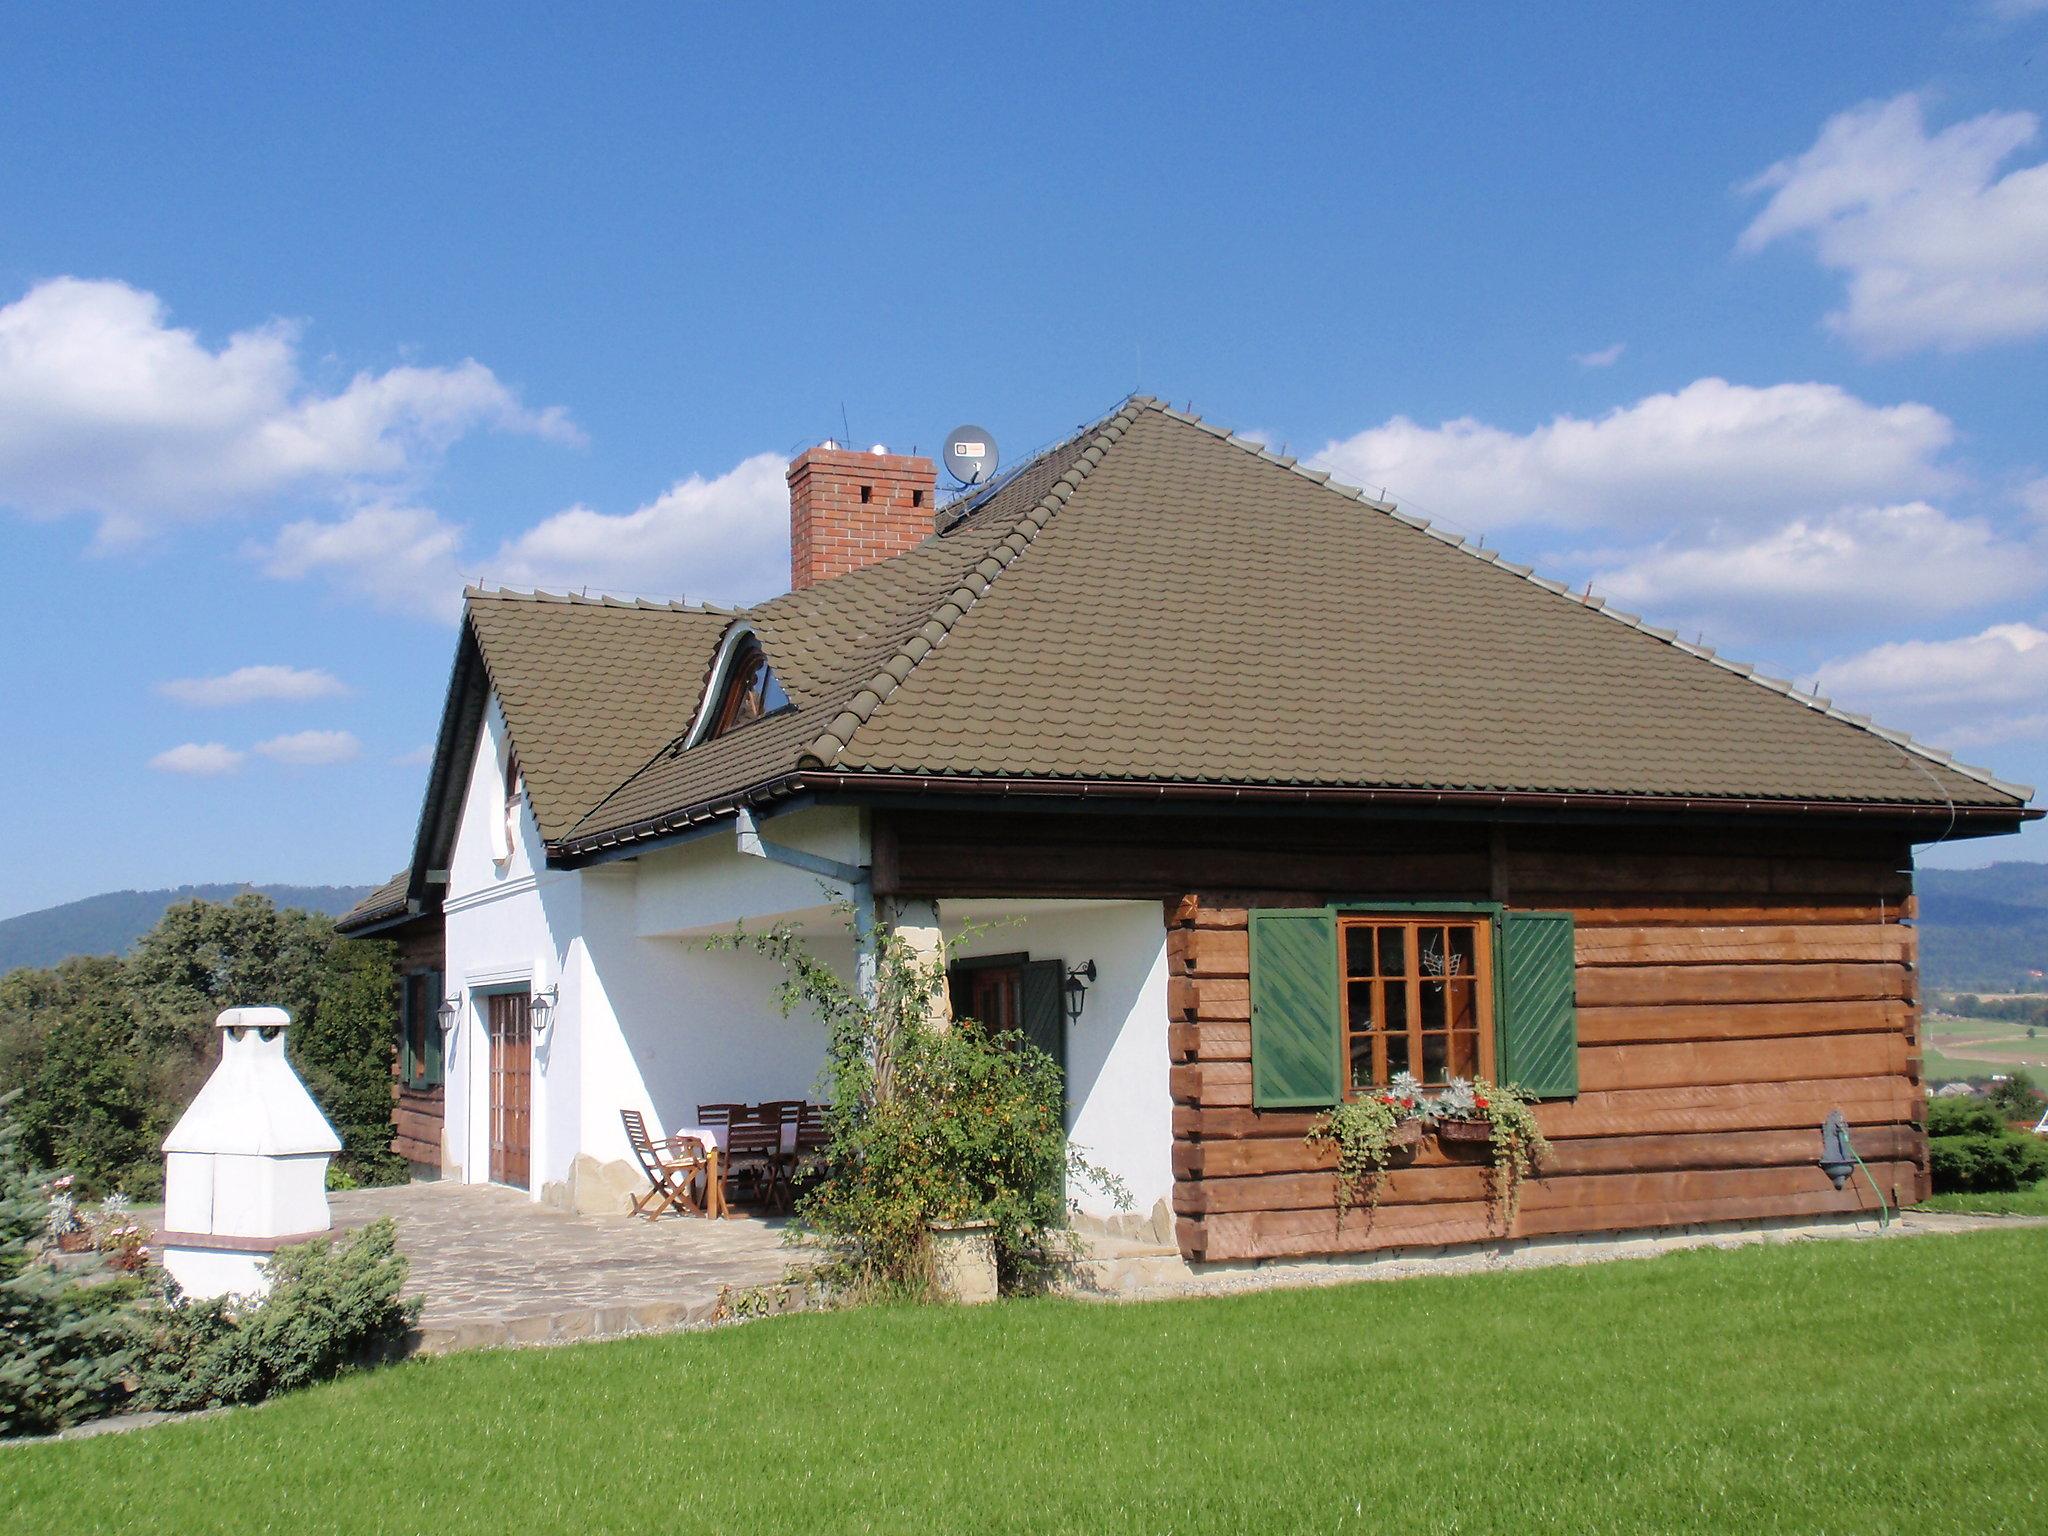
[437,715,1168,1224]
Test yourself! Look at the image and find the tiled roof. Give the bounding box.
[335,871,409,934]
[463,589,735,842]
[556,396,2028,855]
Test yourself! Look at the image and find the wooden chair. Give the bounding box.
[621,1109,710,1221]
[722,1109,784,1211]
[794,1102,829,1156]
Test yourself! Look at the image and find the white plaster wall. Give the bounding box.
[441,698,585,1196]
[575,859,845,1176]
[944,900,1174,1224]
[633,806,865,937]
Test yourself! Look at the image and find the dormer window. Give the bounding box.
[491,748,524,865]
[710,639,790,736]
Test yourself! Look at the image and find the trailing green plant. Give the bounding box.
[138,1218,419,1411]
[714,905,1126,1299]
[1307,1088,1423,1221]
[0,1093,143,1438]
[1467,1077,1548,1228]
[1426,1076,1549,1229]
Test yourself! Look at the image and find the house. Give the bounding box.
[338,395,2038,1261]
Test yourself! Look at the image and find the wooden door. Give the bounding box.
[486,991,532,1189]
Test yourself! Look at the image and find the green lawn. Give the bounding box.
[1918,1179,2048,1216]
[7,1231,2047,1535]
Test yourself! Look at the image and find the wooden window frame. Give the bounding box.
[1334,905,1498,1094]
[709,639,791,737]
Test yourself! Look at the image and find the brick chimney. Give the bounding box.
[788,444,939,591]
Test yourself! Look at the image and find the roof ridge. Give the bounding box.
[1148,402,2034,806]
[797,397,1152,768]
[464,584,737,614]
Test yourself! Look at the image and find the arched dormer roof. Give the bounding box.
[683,622,791,749]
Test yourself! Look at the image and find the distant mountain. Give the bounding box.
[1917,862,2048,992]
[0,884,374,974]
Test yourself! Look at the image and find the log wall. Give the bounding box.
[877,809,1929,1264]
[383,913,446,1172]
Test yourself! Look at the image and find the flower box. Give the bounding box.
[1386,1119,1425,1153]
[1435,1116,1494,1148]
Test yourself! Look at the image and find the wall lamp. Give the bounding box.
[530,982,559,1036]
[1062,960,1097,1025]
[435,997,462,1035]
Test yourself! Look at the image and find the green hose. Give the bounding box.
[1849,1145,1893,1229]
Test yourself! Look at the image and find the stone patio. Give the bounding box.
[327,1181,800,1352]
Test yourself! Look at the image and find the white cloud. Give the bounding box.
[483,453,789,602]
[1740,93,2048,353]
[157,664,347,707]
[1572,342,1626,368]
[0,277,577,545]
[256,503,467,622]
[1818,622,2048,748]
[256,452,790,620]
[1984,0,2048,22]
[1314,378,1955,535]
[1592,503,2046,631]
[149,742,245,776]
[253,729,361,766]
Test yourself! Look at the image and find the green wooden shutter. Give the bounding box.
[424,970,445,1087]
[1497,910,1578,1098]
[1249,908,1343,1108]
[399,973,417,1085]
[1019,960,1066,1079]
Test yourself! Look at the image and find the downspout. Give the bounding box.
[732,808,877,998]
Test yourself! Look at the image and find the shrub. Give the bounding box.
[1927,1098,2006,1139]
[138,1219,419,1412]
[0,1093,142,1437]
[716,907,1124,1298]
[1986,1071,2043,1123]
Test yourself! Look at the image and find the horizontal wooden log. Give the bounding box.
[1580,1032,1906,1093]
[1543,900,1905,928]
[1176,1133,1921,1215]
[1176,1121,1920,1182]
[1191,976,1251,1022]
[1576,962,1905,1008]
[1170,1061,1253,1107]
[1172,1074,1919,1144]
[1575,924,1909,966]
[1182,928,1248,976]
[1502,851,1908,898]
[1185,1162,1915,1260]
[1576,999,1908,1046]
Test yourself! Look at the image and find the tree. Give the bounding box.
[295,939,404,1185]
[1987,1071,2042,1123]
[0,1093,140,1436]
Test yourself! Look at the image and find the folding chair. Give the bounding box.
[621,1109,710,1221]
[722,1110,785,1211]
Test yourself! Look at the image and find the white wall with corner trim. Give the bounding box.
[942,899,1175,1231]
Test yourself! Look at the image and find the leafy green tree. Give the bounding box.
[295,939,405,1185]
[0,1093,140,1436]
[126,893,332,1055]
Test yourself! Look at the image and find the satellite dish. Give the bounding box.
[942,424,999,486]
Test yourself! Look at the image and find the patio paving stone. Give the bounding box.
[327,1180,800,1352]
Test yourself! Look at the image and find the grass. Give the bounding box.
[1920,1010,2048,1083]
[1918,1179,2048,1217]
[7,1230,2047,1535]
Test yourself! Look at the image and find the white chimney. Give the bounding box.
[158,1006,342,1300]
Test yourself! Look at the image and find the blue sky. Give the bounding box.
[4,3,2048,918]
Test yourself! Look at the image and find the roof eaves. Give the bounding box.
[797,397,1151,769]
[1155,402,2036,808]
